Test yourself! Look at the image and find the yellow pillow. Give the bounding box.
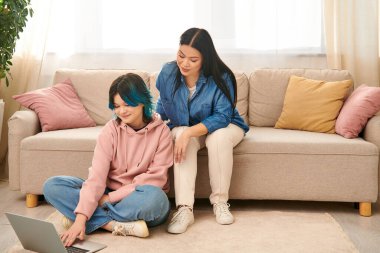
[275,75,352,133]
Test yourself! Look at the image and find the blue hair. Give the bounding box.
[109,73,154,122]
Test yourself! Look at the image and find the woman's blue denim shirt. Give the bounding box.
[156,62,249,134]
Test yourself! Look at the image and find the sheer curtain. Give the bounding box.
[0,0,325,178]
[323,0,379,88]
[36,0,326,86]
[0,0,51,178]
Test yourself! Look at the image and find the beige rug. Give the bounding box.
[7,210,359,253]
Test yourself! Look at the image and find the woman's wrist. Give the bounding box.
[99,194,110,205]
[75,213,87,224]
[185,124,208,138]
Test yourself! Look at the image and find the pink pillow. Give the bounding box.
[13,79,96,131]
[335,84,380,138]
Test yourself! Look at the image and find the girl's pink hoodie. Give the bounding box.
[75,114,173,219]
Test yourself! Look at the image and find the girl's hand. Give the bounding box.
[174,130,191,163]
[60,214,86,247]
[98,194,110,206]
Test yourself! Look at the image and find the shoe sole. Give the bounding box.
[167,219,194,234]
[217,219,234,225]
[135,220,149,238]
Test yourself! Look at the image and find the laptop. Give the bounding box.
[6,212,107,253]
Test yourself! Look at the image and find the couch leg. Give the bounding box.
[26,194,39,208]
[359,202,371,217]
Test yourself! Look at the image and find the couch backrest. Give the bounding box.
[149,71,249,124]
[249,69,353,127]
[53,69,150,125]
[53,68,352,127]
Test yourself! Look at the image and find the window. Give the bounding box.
[234,0,323,53]
[45,0,323,53]
[29,0,325,84]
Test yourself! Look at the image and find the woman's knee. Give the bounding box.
[206,128,230,148]
[174,127,204,151]
[110,185,170,222]
[43,176,62,196]
[136,185,170,212]
[43,176,82,198]
[136,185,168,201]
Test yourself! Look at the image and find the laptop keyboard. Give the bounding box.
[66,246,90,253]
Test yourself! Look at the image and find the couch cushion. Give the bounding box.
[21,126,102,151]
[249,69,352,127]
[148,72,160,103]
[199,127,378,156]
[25,125,378,155]
[274,76,352,133]
[53,70,150,125]
[150,71,249,123]
[13,80,96,132]
[335,84,380,138]
[235,72,249,124]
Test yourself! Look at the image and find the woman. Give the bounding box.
[156,28,249,234]
[43,73,173,247]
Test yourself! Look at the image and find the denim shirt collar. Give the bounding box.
[180,71,208,88]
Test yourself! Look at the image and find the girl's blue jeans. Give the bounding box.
[43,176,170,234]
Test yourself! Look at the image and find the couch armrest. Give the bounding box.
[364,115,380,148]
[8,110,41,190]
[363,115,380,198]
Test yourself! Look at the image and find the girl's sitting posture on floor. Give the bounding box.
[43,73,173,247]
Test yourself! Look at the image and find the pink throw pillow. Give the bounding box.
[13,79,96,131]
[335,84,380,138]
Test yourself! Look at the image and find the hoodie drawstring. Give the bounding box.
[137,127,148,167]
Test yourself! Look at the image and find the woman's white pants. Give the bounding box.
[171,124,244,207]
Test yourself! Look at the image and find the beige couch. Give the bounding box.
[8,69,380,216]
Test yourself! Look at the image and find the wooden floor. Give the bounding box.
[1,179,380,253]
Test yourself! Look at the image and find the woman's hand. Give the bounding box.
[98,194,110,206]
[60,214,86,247]
[174,129,191,163]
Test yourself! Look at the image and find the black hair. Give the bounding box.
[174,28,237,108]
[109,73,154,123]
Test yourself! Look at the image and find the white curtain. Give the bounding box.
[35,0,327,87]
[0,0,51,178]
[323,0,379,88]
[1,0,326,178]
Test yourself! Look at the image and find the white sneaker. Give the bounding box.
[61,216,73,230]
[213,202,234,225]
[112,220,149,238]
[167,206,194,234]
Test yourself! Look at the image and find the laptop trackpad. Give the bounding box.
[72,240,107,252]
